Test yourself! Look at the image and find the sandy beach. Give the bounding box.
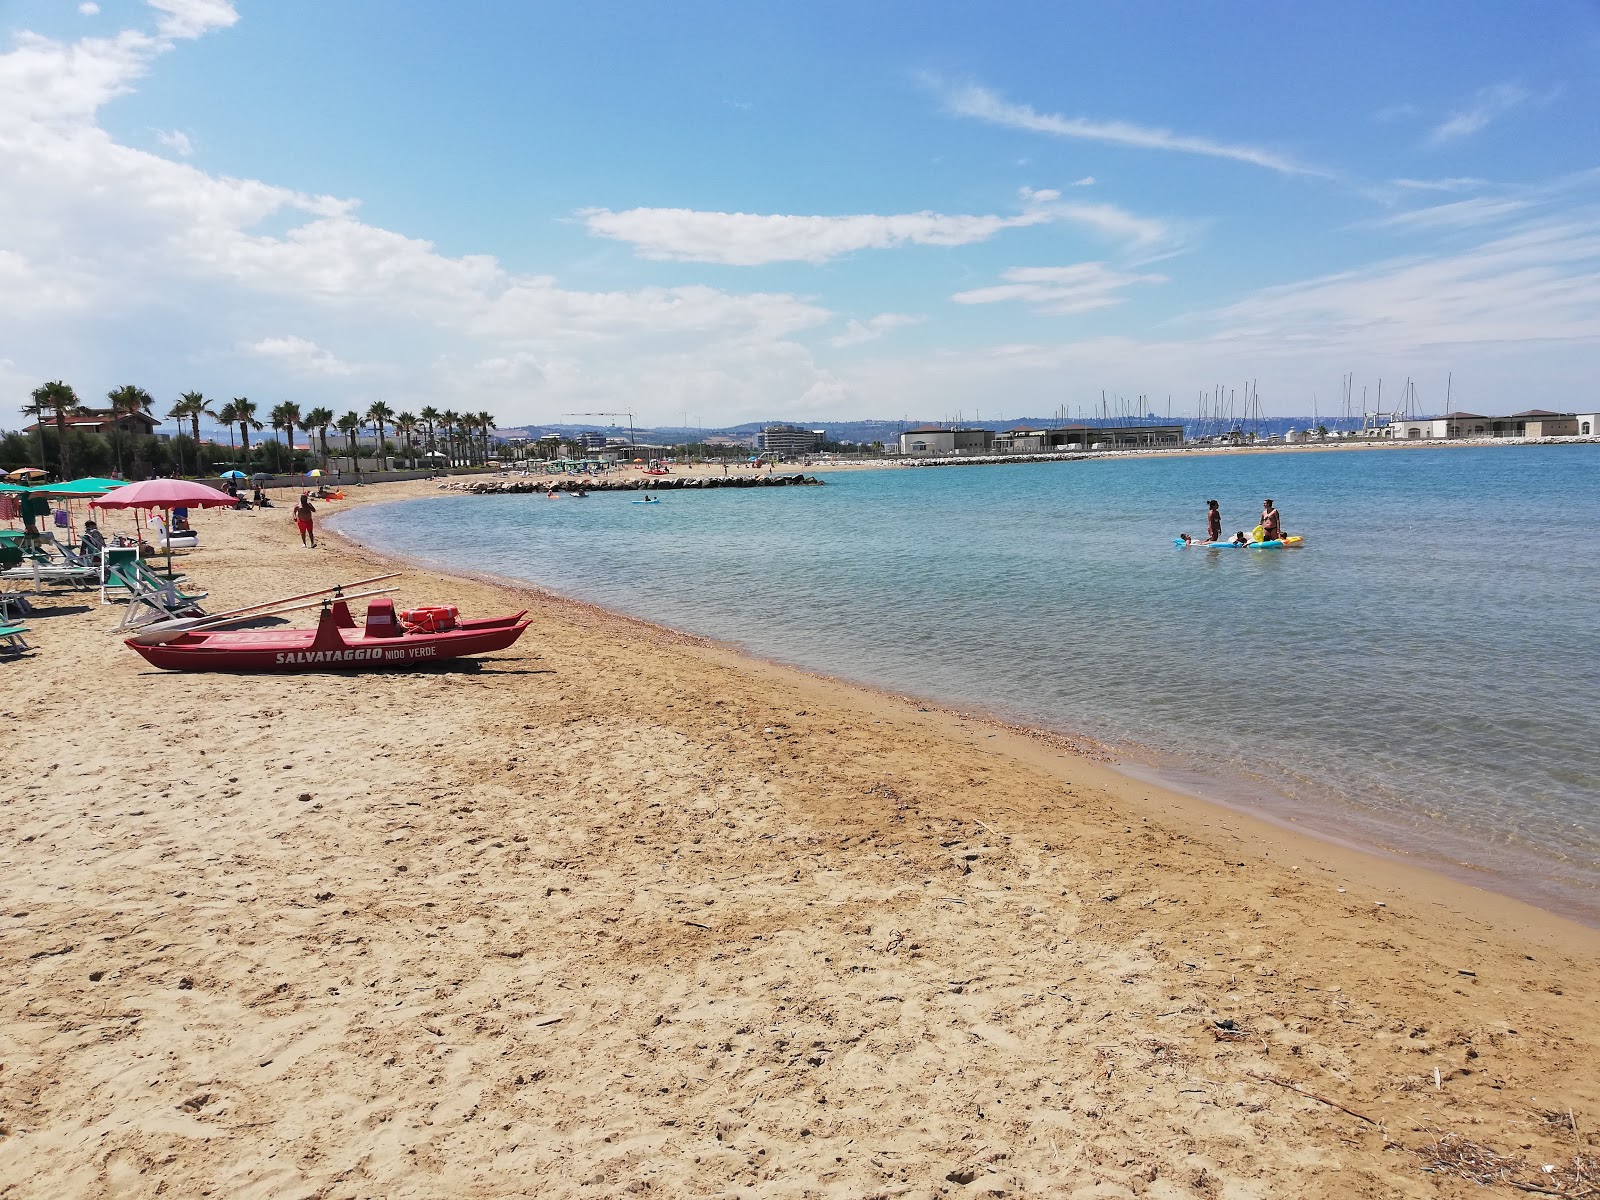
[3,478,1597,1199]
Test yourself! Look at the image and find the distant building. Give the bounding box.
[575,431,610,451]
[993,424,1183,453]
[760,425,824,456]
[24,407,161,440]
[1390,410,1582,439]
[896,426,994,456]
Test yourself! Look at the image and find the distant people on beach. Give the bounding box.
[1206,499,1221,543]
[252,486,272,508]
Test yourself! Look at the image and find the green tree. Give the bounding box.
[439,409,459,466]
[215,399,239,465]
[336,411,363,471]
[231,397,262,468]
[281,401,303,471]
[30,380,82,479]
[418,405,440,460]
[269,401,302,473]
[475,411,496,465]
[395,412,419,469]
[184,391,215,473]
[365,400,395,471]
[304,406,335,470]
[105,384,154,477]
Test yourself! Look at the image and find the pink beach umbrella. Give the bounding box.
[91,478,238,572]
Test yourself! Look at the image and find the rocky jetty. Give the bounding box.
[444,473,824,494]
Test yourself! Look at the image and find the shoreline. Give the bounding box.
[330,489,1599,936]
[7,476,1599,1197]
[801,432,1600,471]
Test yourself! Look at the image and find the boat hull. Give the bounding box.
[128,616,530,672]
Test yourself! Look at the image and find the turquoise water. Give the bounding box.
[335,446,1600,921]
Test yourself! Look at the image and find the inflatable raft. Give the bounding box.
[1175,535,1304,549]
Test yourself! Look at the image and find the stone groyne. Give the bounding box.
[444,473,824,495]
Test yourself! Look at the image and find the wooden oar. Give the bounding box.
[128,587,399,645]
[118,573,399,638]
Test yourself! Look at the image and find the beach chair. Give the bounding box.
[0,557,98,591]
[103,554,207,629]
[100,547,200,605]
[0,622,31,654]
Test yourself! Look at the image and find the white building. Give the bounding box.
[1390,410,1584,439]
[896,426,994,456]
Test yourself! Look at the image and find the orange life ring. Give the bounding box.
[399,605,459,633]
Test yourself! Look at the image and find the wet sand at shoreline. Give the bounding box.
[3,478,1597,1199]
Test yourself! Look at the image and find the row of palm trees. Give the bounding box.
[24,380,501,478]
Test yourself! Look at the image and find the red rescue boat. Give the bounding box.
[127,598,530,672]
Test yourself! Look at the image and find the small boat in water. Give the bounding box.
[127,596,529,672]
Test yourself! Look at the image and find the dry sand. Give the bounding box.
[3,480,1597,1200]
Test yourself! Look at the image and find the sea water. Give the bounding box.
[334,445,1600,921]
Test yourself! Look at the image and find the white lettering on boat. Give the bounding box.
[270,644,442,665]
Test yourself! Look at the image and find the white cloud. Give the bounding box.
[580,186,1176,265]
[78,3,101,15]
[240,335,357,376]
[1391,177,1488,192]
[1206,219,1600,352]
[1374,102,1420,123]
[155,128,193,155]
[1428,84,1528,145]
[0,2,848,426]
[828,313,923,348]
[940,81,1330,178]
[580,202,1046,266]
[1070,176,1096,187]
[148,0,237,40]
[952,263,1166,315]
[1362,197,1530,233]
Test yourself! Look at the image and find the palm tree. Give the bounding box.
[168,391,216,476]
[336,411,363,472]
[418,405,440,460]
[395,412,419,470]
[440,409,459,467]
[105,384,154,477]
[365,400,395,471]
[304,406,335,470]
[31,380,82,480]
[476,411,497,464]
[166,396,191,475]
[268,402,294,472]
[232,397,262,469]
[216,399,240,465]
[281,401,302,473]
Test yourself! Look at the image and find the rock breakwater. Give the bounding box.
[444,473,824,494]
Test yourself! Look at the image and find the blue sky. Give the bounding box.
[2,0,1598,428]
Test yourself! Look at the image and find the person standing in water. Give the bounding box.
[1261,498,1283,541]
[1206,499,1222,544]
